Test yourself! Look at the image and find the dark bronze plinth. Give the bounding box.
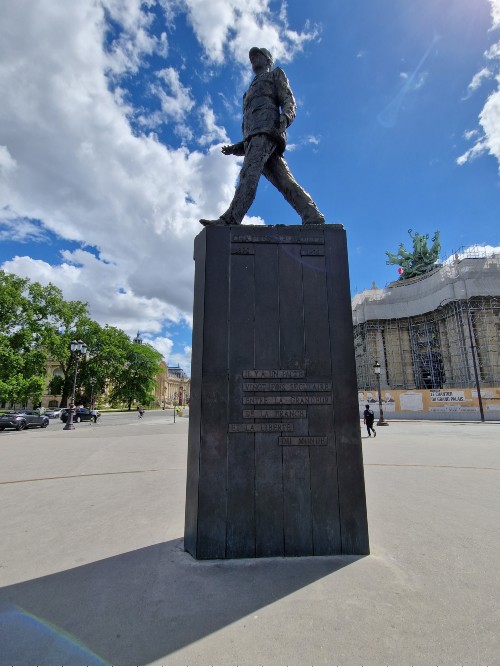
[185,225,369,559]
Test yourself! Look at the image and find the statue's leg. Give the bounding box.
[263,153,325,225]
[220,135,276,224]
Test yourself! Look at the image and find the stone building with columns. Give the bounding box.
[154,362,191,407]
[352,249,500,419]
[41,359,190,409]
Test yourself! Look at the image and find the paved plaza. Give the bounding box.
[0,412,499,665]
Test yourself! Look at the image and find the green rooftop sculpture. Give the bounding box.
[386,229,441,280]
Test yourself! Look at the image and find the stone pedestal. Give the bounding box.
[184,225,369,559]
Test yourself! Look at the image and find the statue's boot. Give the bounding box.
[299,202,326,225]
[199,212,238,227]
[199,217,229,227]
[302,213,326,225]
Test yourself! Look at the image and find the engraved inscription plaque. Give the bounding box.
[232,234,324,245]
[243,382,332,392]
[242,395,332,405]
[301,248,325,256]
[242,409,306,419]
[242,369,306,379]
[229,422,294,433]
[280,436,328,446]
[185,225,369,559]
[231,246,255,255]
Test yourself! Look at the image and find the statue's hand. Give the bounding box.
[279,114,288,133]
[221,142,245,156]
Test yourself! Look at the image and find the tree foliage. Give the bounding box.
[0,270,165,408]
[110,342,163,409]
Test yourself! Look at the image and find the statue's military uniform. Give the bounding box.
[242,67,295,154]
[219,65,325,226]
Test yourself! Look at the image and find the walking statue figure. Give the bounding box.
[200,47,326,227]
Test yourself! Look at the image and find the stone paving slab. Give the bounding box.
[0,417,499,665]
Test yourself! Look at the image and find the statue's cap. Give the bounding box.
[249,47,273,65]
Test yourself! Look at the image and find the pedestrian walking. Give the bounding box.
[363,404,377,437]
[137,406,144,419]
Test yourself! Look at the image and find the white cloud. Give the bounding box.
[0,0,318,365]
[490,0,500,29]
[443,244,500,263]
[242,215,265,226]
[0,1,241,334]
[166,0,319,66]
[464,67,493,98]
[102,0,160,75]
[456,138,488,165]
[463,128,480,141]
[152,67,195,120]
[0,146,17,173]
[287,134,320,152]
[142,335,174,361]
[459,1,500,171]
[0,216,48,243]
[166,345,192,376]
[198,100,230,145]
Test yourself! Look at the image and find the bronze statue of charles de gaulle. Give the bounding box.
[200,47,326,227]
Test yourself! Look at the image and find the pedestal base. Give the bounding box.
[185,225,369,558]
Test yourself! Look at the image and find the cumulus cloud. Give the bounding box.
[167,345,193,375]
[491,0,500,29]
[287,134,321,152]
[163,0,319,66]
[0,216,48,244]
[198,100,230,145]
[458,0,500,171]
[443,244,500,263]
[464,67,493,98]
[0,146,17,173]
[0,0,319,366]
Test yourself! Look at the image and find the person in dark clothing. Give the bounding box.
[363,404,376,437]
[200,47,325,227]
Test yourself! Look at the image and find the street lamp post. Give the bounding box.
[63,340,87,430]
[89,377,97,409]
[373,361,389,426]
[464,305,485,422]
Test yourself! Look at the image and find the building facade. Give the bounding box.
[41,360,190,409]
[352,249,500,419]
[154,362,191,407]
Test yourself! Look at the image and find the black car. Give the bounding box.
[0,411,50,431]
[60,407,99,423]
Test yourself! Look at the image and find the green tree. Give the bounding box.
[110,342,163,410]
[0,270,165,410]
[0,272,56,406]
[75,323,133,406]
[0,270,94,407]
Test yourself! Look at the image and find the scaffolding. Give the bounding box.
[353,250,500,391]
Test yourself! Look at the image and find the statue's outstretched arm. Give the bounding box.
[221,142,245,157]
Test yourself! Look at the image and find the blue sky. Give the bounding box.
[1,0,499,374]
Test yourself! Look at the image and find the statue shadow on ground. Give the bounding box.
[0,537,364,665]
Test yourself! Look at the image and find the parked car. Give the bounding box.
[60,407,100,423]
[0,411,50,431]
[45,408,63,419]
